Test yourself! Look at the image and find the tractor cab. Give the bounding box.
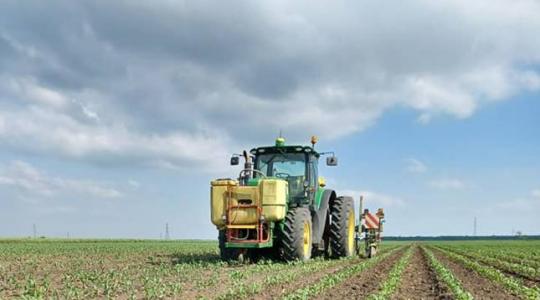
[251,143,319,206]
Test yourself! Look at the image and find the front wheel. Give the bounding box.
[280,207,312,261]
[218,230,239,261]
[329,196,356,258]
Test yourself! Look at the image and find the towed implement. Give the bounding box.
[210,136,385,261]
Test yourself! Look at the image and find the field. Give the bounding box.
[0,239,539,299]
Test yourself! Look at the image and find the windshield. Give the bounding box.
[255,152,307,200]
[256,153,306,177]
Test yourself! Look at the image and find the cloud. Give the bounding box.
[7,77,68,109]
[0,1,539,169]
[404,158,427,173]
[0,106,231,172]
[493,188,540,213]
[128,179,140,189]
[341,189,405,208]
[0,160,123,199]
[429,179,466,190]
[497,197,540,211]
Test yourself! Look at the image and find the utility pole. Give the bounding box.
[165,223,170,240]
[473,217,477,237]
[33,224,37,238]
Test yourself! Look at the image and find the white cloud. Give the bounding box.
[497,198,540,211]
[430,179,466,190]
[341,189,405,208]
[0,107,232,172]
[405,158,427,173]
[0,1,539,169]
[73,99,100,122]
[406,76,476,119]
[128,179,140,189]
[0,160,123,199]
[7,78,68,109]
[494,188,540,213]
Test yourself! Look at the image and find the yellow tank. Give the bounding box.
[210,179,238,226]
[259,179,287,221]
[228,186,259,225]
[210,178,288,227]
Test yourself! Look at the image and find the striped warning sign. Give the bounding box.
[364,212,379,229]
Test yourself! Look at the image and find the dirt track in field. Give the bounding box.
[432,248,521,300]
[391,247,452,300]
[314,248,406,300]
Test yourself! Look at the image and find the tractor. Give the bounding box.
[210,136,384,261]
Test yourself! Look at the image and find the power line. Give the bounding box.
[165,223,170,240]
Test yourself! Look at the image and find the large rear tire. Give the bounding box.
[218,230,239,261]
[280,207,312,261]
[329,196,356,258]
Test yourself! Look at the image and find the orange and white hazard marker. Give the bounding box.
[363,212,379,229]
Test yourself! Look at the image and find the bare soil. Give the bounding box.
[432,248,521,300]
[314,248,406,300]
[392,247,452,300]
[253,257,364,299]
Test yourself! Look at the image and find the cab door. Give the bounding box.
[307,156,318,205]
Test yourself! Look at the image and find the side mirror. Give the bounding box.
[230,156,239,166]
[326,156,338,166]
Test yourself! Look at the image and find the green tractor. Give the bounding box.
[210,136,382,261]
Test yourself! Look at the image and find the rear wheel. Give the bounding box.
[218,230,239,261]
[280,207,312,261]
[329,196,356,258]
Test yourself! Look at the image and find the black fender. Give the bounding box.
[311,189,336,245]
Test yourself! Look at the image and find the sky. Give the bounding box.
[0,0,539,239]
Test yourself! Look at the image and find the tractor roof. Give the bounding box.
[249,145,320,158]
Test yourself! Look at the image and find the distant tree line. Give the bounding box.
[384,235,540,241]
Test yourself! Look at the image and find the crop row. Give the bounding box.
[282,246,406,299]
[432,246,540,300]
[422,247,473,300]
[437,246,538,280]
[218,256,356,299]
[366,246,414,299]
[219,245,401,300]
[0,241,228,299]
[431,241,540,263]
[455,248,540,270]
